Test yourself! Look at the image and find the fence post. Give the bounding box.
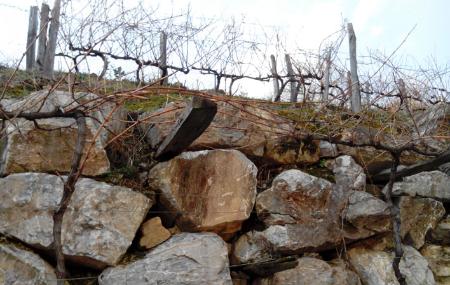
[42,0,61,79]
[26,6,39,72]
[270,55,280,102]
[160,31,168,85]
[285,54,298,103]
[322,47,331,103]
[36,3,50,72]
[397,78,408,110]
[347,23,361,112]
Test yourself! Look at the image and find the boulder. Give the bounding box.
[139,217,172,249]
[0,173,151,269]
[348,245,435,285]
[343,190,390,238]
[430,216,450,245]
[421,244,450,284]
[148,149,257,238]
[386,171,450,201]
[141,101,320,165]
[333,155,366,191]
[254,257,361,285]
[319,141,339,158]
[399,196,445,249]
[98,233,232,285]
[0,243,57,285]
[255,169,347,252]
[1,118,109,176]
[232,231,273,265]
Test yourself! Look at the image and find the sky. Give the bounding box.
[0,0,449,97]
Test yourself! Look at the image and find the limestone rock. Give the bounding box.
[399,196,445,249]
[255,169,347,252]
[0,173,151,269]
[254,257,361,285]
[232,231,273,265]
[148,149,257,238]
[430,216,450,245]
[141,101,320,165]
[98,233,232,285]
[0,90,127,176]
[139,217,171,249]
[421,244,450,284]
[0,118,110,176]
[0,243,57,285]
[333,155,366,191]
[348,245,435,285]
[344,190,390,238]
[386,171,450,201]
[319,141,339,158]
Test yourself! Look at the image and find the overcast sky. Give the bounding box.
[0,0,448,97]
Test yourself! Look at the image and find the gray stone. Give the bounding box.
[0,243,56,285]
[421,244,450,285]
[386,171,450,201]
[344,190,390,238]
[148,150,257,239]
[333,155,366,191]
[254,257,361,285]
[399,196,446,249]
[348,245,435,285]
[0,173,151,269]
[319,141,339,157]
[99,233,232,285]
[255,169,347,253]
[430,216,450,245]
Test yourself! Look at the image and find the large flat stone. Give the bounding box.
[99,233,232,285]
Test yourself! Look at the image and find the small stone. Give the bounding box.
[0,243,57,285]
[139,217,171,249]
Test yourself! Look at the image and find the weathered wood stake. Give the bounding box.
[26,6,39,72]
[347,23,361,112]
[270,55,280,102]
[285,54,298,103]
[160,31,168,85]
[322,48,331,103]
[36,3,50,71]
[42,0,62,79]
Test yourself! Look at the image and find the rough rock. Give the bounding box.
[141,101,320,165]
[386,171,450,201]
[255,169,347,253]
[348,245,435,285]
[421,244,450,284]
[430,216,450,245]
[148,149,257,238]
[438,162,450,176]
[344,190,390,238]
[319,141,339,157]
[333,155,366,191]
[232,231,273,265]
[0,243,57,285]
[399,196,445,249]
[98,233,232,285]
[0,118,110,176]
[253,257,361,285]
[0,173,151,269]
[0,90,127,176]
[139,217,172,249]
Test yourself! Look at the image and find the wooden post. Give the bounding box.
[322,48,331,103]
[398,78,408,110]
[26,6,39,72]
[160,31,168,85]
[270,55,280,102]
[36,3,50,72]
[347,23,361,112]
[42,0,62,79]
[285,54,298,103]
